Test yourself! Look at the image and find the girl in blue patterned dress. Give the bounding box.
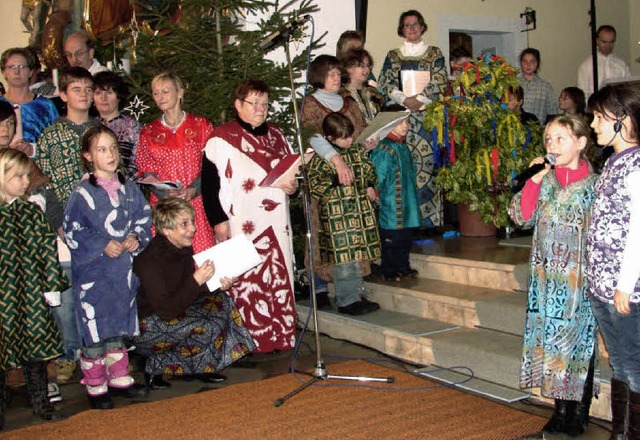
[63,125,151,409]
[509,115,599,437]
[587,84,640,439]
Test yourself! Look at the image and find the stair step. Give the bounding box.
[408,252,528,291]
[364,277,526,335]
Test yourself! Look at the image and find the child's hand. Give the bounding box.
[366,187,378,203]
[529,156,552,184]
[330,155,353,186]
[363,136,379,151]
[104,240,124,258]
[122,234,140,253]
[194,260,215,286]
[614,290,632,315]
[219,276,237,291]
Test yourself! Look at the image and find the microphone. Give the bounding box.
[259,15,312,51]
[511,153,556,193]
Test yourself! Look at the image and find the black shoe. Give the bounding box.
[194,373,227,384]
[87,393,114,410]
[315,291,331,310]
[360,297,381,311]
[109,383,150,399]
[145,374,172,390]
[338,300,379,316]
[399,268,419,278]
[381,272,402,282]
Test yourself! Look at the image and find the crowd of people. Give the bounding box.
[0,9,639,440]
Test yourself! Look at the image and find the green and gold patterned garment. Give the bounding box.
[308,145,381,265]
[0,198,66,370]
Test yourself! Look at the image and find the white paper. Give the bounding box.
[401,70,431,97]
[193,235,262,291]
[355,111,410,145]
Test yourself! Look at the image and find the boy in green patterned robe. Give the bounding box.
[307,112,381,316]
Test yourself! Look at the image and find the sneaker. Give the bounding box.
[55,359,76,384]
[47,381,62,403]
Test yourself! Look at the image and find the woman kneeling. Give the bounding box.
[133,198,255,388]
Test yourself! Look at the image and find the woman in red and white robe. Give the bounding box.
[202,80,297,353]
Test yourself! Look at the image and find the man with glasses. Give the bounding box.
[63,31,108,75]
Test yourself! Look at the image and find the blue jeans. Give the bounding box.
[50,261,80,361]
[332,261,363,307]
[590,296,640,392]
[313,273,328,294]
[82,336,125,359]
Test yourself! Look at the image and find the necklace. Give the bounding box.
[161,111,186,132]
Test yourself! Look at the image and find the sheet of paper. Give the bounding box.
[355,111,410,145]
[401,70,431,97]
[137,176,182,191]
[193,235,262,291]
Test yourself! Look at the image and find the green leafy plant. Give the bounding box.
[424,55,543,227]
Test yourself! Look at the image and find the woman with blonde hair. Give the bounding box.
[136,72,215,252]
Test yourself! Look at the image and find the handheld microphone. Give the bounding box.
[259,15,312,51]
[511,153,556,193]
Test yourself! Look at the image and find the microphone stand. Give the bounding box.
[273,21,393,408]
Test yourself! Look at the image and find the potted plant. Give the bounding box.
[424,55,543,233]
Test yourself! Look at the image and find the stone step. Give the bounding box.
[408,250,528,291]
[363,277,526,335]
[296,304,612,421]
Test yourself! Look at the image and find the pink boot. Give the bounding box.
[104,348,134,389]
[105,348,149,399]
[80,356,113,410]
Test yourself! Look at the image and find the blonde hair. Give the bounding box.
[151,72,185,93]
[152,197,195,232]
[0,148,31,204]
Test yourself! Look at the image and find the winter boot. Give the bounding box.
[80,356,113,410]
[628,389,640,440]
[0,370,6,430]
[105,348,149,399]
[23,361,62,421]
[541,399,574,434]
[610,378,630,440]
[566,357,595,437]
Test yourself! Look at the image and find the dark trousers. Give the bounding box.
[380,228,416,276]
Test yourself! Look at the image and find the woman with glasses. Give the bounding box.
[201,79,297,353]
[136,72,214,253]
[378,10,447,230]
[0,47,59,157]
[339,48,383,124]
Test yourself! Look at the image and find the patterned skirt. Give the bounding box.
[134,292,256,375]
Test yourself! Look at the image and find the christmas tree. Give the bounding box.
[124,0,322,137]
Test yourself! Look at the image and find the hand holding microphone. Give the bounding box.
[511,153,556,193]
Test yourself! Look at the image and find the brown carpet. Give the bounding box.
[4,360,545,439]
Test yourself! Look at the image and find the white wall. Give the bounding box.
[365,0,635,97]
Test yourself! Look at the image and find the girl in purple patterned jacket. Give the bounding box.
[587,84,640,439]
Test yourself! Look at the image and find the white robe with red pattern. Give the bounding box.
[204,120,296,353]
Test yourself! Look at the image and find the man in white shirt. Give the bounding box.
[63,31,108,75]
[577,25,631,97]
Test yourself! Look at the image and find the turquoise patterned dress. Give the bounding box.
[378,45,447,228]
[509,167,599,400]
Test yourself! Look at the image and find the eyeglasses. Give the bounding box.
[243,100,269,110]
[403,22,421,29]
[64,48,90,59]
[4,64,29,71]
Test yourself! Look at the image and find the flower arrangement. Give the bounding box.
[424,54,544,227]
